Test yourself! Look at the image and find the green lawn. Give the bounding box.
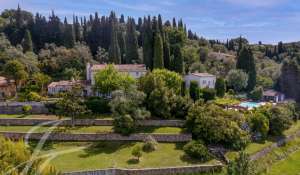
[267,150,300,175]
[33,141,218,172]
[0,126,184,134]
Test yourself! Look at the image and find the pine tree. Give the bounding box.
[125,18,139,63]
[22,29,33,52]
[108,15,121,64]
[172,44,184,74]
[153,33,164,69]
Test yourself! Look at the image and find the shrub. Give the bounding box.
[85,97,110,114]
[143,135,158,152]
[183,140,213,162]
[26,92,43,102]
[201,88,216,102]
[249,112,269,140]
[113,114,135,135]
[22,105,32,115]
[268,106,293,136]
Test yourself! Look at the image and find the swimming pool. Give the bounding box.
[239,101,263,109]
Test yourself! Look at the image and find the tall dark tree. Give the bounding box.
[108,13,121,64]
[153,32,164,69]
[236,46,256,91]
[158,14,163,33]
[125,18,139,63]
[163,33,171,69]
[172,44,184,74]
[22,29,33,52]
[143,17,154,69]
[73,16,81,42]
[63,17,75,48]
[172,18,177,28]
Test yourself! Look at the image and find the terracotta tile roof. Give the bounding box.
[0,76,14,87]
[191,73,216,77]
[263,89,282,97]
[48,80,85,88]
[91,64,147,72]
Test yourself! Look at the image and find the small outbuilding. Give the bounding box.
[263,89,285,103]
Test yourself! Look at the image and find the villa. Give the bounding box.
[184,73,216,89]
[86,63,147,85]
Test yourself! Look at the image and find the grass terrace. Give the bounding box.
[33,141,219,172]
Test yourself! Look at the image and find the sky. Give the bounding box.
[1,0,300,44]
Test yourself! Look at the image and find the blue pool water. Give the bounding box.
[239,102,262,109]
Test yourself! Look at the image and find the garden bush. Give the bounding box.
[22,105,32,115]
[85,97,110,114]
[143,135,158,152]
[183,140,213,162]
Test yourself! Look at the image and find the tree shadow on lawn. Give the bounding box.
[127,158,139,165]
[79,141,136,158]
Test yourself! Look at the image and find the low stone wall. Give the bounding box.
[250,129,300,161]
[0,102,48,114]
[0,132,192,142]
[0,118,184,127]
[63,164,223,175]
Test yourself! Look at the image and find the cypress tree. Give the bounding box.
[63,17,75,48]
[73,16,81,41]
[158,14,163,33]
[172,44,184,74]
[143,17,153,69]
[22,29,33,52]
[108,16,121,64]
[163,33,171,69]
[236,46,256,91]
[118,31,126,63]
[125,18,139,63]
[172,18,177,28]
[215,78,226,97]
[153,33,164,69]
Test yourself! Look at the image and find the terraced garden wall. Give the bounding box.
[0,132,192,142]
[0,118,185,127]
[63,164,223,175]
[0,102,48,114]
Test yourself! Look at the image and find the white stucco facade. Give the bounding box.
[86,63,147,86]
[184,73,216,89]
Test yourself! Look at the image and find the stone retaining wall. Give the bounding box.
[63,164,223,175]
[0,132,192,142]
[0,102,48,114]
[250,129,300,161]
[0,118,184,127]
